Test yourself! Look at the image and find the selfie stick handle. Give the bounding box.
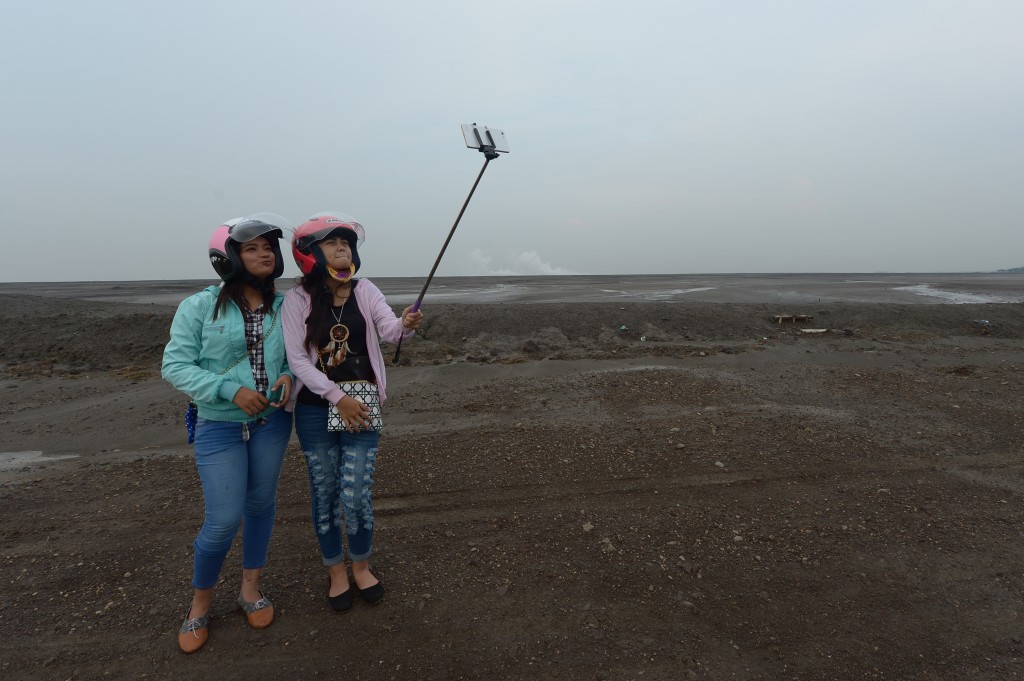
[394,142,499,364]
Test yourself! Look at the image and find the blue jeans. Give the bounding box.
[191,408,292,589]
[294,404,378,564]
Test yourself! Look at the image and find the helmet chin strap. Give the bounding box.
[326,264,356,281]
[241,272,276,293]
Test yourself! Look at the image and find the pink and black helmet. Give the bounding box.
[291,211,365,277]
[208,213,292,282]
[208,219,242,280]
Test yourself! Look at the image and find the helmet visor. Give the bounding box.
[229,212,294,243]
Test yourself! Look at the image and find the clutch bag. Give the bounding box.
[327,380,382,432]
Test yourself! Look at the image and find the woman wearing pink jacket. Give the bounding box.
[281,211,423,612]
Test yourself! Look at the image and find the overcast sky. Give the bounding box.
[2,1,1021,282]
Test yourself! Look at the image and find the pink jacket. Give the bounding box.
[282,279,413,411]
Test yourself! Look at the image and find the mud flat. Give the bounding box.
[0,287,1022,679]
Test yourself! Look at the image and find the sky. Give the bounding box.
[1,0,1022,282]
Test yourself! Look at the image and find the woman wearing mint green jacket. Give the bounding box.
[161,214,294,654]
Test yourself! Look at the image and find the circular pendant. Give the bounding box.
[329,324,350,344]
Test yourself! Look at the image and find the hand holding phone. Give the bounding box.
[267,376,292,406]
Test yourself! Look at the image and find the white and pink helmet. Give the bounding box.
[208,213,292,282]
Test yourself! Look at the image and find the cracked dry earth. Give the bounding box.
[0,297,1022,680]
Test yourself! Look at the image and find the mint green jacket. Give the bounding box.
[161,285,292,422]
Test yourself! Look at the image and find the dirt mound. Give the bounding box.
[2,295,1021,376]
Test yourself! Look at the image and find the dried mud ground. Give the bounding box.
[1,295,1023,680]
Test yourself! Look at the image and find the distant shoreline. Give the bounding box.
[0,272,1020,306]
[2,270,1023,285]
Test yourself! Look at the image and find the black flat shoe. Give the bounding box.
[327,578,353,613]
[357,580,384,605]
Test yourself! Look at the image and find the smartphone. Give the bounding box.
[461,124,509,153]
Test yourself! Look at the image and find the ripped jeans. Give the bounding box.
[294,403,378,564]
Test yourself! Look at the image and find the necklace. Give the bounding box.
[322,298,351,368]
[332,283,351,304]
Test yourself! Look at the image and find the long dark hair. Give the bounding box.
[213,278,276,320]
[300,270,357,351]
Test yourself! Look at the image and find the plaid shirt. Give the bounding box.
[242,303,269,394]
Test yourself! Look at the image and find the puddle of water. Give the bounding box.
[892,284,1023,304]
[0,451,79,471]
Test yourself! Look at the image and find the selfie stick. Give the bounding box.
[394,124,510,364]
